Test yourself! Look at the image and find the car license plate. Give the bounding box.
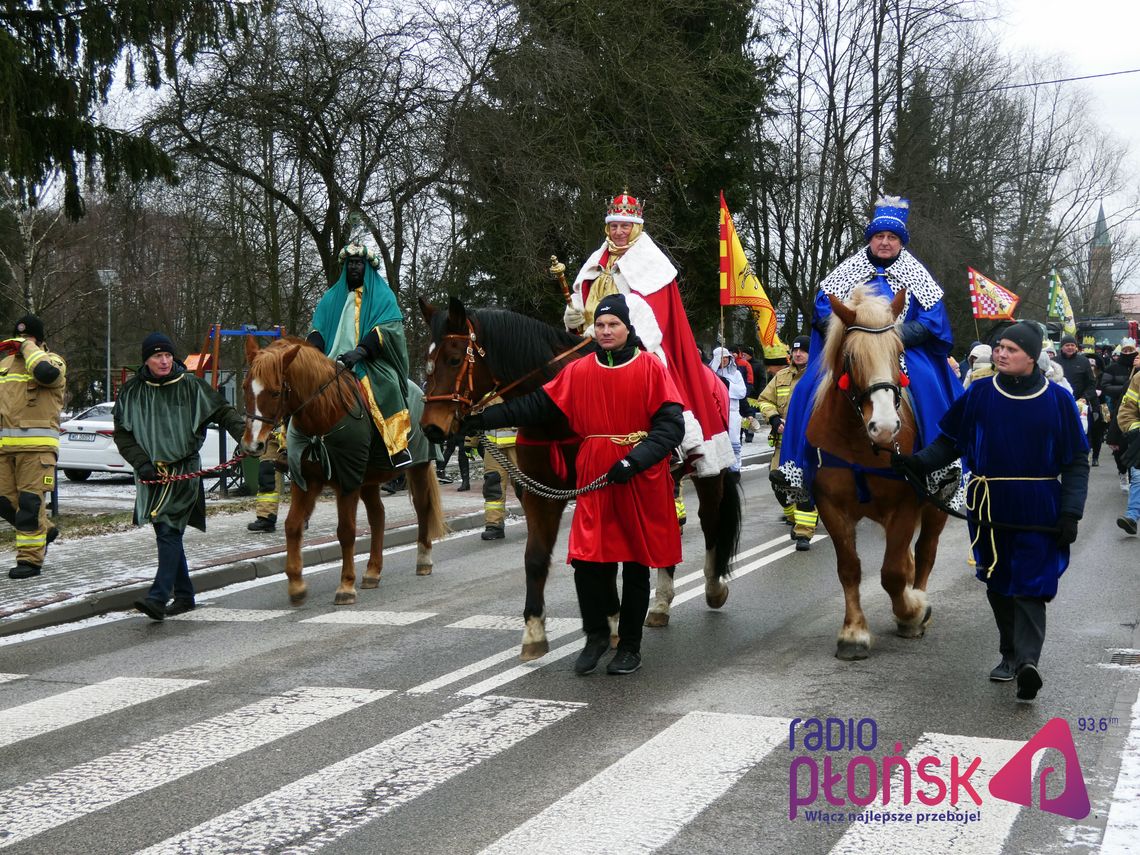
[68,433,96,442]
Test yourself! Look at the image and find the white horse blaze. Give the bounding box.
[865,386,901,445]
[244,378,272,452]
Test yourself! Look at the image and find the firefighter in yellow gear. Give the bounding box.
[757,335,817,551]
[481,424,518,540]
[0,315,66,578]
[247,426,286,532]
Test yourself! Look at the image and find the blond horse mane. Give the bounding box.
[812,286,903,412]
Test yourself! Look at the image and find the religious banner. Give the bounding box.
[1047,269,1077,336]
[719,192,785,350]
[967,267,1019,320]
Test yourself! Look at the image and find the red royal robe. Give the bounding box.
[543,350,683,568]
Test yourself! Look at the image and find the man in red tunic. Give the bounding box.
[563,192,733,478]
[466,294,684,675]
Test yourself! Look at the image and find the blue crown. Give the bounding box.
[864,195,910,245]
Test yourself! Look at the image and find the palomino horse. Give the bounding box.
[807,286,948,660]
[241,336,448,606]
[419,296,742,660]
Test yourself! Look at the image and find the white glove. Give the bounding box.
[563,304,586,331]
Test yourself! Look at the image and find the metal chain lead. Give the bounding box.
[478,435,607,500]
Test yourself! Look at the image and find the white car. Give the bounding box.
[58,402,231,481]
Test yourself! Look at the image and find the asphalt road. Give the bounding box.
[1,464,1137,854]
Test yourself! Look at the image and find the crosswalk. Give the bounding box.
[1,671,1134,853]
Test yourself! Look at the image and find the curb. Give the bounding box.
[1,450,773,638]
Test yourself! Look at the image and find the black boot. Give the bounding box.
[456,480,471,492]
[986,590,1016,682]
[1012,596,1047,701]
[247,514,277,533]
[8,562,41,580]
[480,525,505,541]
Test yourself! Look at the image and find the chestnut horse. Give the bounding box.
[419,297,742,661]
[241,336,447,606]
[807,286,947,660]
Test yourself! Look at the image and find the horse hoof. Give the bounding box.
[645,611,670,628]
[289,591,307,606]
[897,605,933,639]
[520,640,549,661]
[705,585,729,610]
[360,576,380,589]
[333,591,357,606]
[415,564,433,576]
[836,640,870,660]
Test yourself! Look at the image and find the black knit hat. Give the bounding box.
[999,322,1043,362]
[594,293,632,329]
[13,314,44,342]
[141,332,177,362]
[1060,334,1078,347]
[791,335,810,352]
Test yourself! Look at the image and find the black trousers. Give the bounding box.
[987,590,1046,670]
[572,560,651,653]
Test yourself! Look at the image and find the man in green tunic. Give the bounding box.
[114,333,245,621]
[307,243,413,468]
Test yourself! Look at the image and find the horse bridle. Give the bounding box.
[424,317,592,419]
[244,361,358,434]
[836,322,909,453]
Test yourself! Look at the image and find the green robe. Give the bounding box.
[310,265,412,456]
[113,365,245,531]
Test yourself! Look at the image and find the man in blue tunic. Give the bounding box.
[308,243,413,467]
[774,197,962,500]
[893,322,1089,703]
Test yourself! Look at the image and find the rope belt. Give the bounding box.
[965,475,1055,577]
[141,454,246,519]
[584,431,647,446]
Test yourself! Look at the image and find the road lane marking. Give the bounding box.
[300,610,437,625]
[0,686,391,849]
[1101,689,1140,854]
[167,608,295,622]
[480,712,789,854]
[447,615,581,633]
[0,673,25,684]
[138,695,583,855]
[455,539,818,696]
[828,732,1033,855]
[0,677,204,749]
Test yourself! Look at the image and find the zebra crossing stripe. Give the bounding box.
[828,732,1033,855]
[1101,690,1140,854]
[138,695,583,854]
[480,712,789,854]
[0,677,204,749]
[0,673,24,684]
[301,610,437,625]
[167,608,293,622]
[0,685,390,849]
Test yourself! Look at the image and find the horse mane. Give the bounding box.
[813,286,901,412]
[431,306,588,383]
[252,335,352,427]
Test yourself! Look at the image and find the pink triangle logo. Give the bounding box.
[988,717,1090,820]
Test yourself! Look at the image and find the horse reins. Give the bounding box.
[244,360,361,436]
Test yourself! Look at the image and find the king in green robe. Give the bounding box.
[308,244,412,463]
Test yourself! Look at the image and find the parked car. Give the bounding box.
[57,402,231,482]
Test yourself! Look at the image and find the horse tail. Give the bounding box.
[407,465,450,540]
[713,470,743,580]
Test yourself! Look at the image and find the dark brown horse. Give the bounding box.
[807,286,947,660]
[241,336,448,606]
[419,297,742,660]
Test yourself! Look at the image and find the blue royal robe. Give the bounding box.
[939,376,1088,599]
[777,248,962,498]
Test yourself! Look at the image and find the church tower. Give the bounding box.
[1089,203,1113,313]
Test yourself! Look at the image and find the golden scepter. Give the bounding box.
[549,255,583,334]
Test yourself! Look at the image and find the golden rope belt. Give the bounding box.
[965,475,1055,577]
[584,431,647,446]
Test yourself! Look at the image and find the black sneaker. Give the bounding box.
[606,648,642,675]
[134,598,166,622]
[574,635,610,675]
[165,599,197,617]
[1118,516,1138,536]
[8,562,41,580]
[481,526,505,541]
[247,515,277,533]
[1015,664,1043,701]
[989,659,1015,682]
[437,472,455,484]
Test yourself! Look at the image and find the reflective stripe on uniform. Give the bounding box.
[484,501,505,510]
[16,532,46,548]
[0,436,60,449]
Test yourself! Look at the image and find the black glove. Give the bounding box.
[768,414,783,433]
[136,462,159,483]
[606,457,637,484]
[336,346,368,368]
[460,413,486,435]
[1055,513,1079,546]
[890,451,926,484]
[1120,431,1140,469]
